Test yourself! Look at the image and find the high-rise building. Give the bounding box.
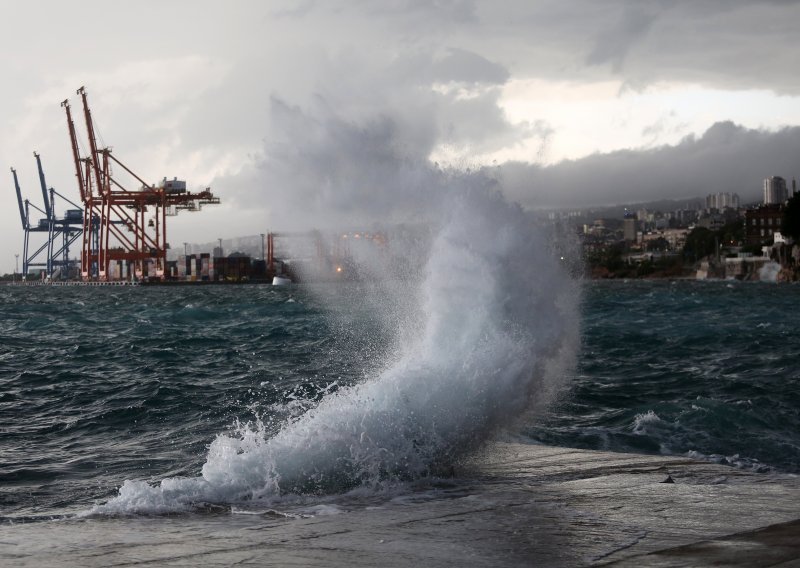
[705,192,740,210]
[763,176,788,205]
[623,211,637,241]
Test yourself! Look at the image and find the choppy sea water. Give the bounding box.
[1,279,798,523]
[528,279,800,474]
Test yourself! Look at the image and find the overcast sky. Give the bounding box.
[3,0,800,273]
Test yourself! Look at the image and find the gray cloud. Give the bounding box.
[498,121,800,209]
[5,0,800,273]
[430,48,510,85]
[606,1,800,93]
[473,1,800,93]
[585,3,660,71]
[270,1,800,94]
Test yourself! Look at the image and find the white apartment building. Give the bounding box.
[764,176,789,205]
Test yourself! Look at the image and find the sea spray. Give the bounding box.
[93,181,580,514]
[758,261,781,282]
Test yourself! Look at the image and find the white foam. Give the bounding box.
[686,450,772,473]
[632,410,662,434]
[92,181,580,514]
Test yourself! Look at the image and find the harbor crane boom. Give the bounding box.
[34,152,52,220]
[11,167,28,230]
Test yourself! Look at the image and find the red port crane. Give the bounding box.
[62,87,219,281]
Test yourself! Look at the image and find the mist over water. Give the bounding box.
[96,178,580,514]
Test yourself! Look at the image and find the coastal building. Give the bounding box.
[764,176,789,205]
[722,253,771,279]
[745,205,784,244]
[662,228,689,251]
[641,228,687,252]
[697,214,726,231]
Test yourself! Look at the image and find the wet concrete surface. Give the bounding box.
[2,443,799,567]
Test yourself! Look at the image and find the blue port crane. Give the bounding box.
[10,153,84,280]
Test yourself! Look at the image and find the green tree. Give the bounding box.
[719,219,744,246]
[683,227,716,261]
[646,237,669,252]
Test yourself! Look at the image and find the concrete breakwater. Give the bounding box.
[3,443,799,567]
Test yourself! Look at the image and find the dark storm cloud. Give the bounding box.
[498,122,800,209]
